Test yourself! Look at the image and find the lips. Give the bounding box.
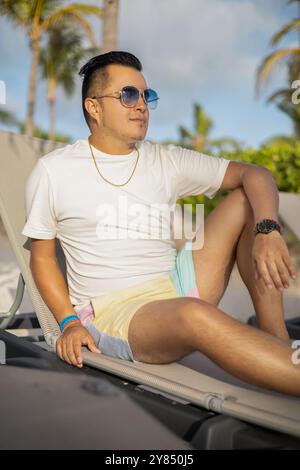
[130,118,146,124]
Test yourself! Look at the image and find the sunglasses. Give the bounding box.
[92,86,159,110]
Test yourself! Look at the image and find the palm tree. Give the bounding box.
[0,0,102,137]
[256,0,300,138]
[40,25,98,140]
[101,0,119,53]
[178,103,242,153]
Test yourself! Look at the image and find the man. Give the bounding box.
[22,51,300,396]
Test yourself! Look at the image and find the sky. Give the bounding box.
[0,0,298,148]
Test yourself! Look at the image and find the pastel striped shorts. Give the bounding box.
[75,239,200,363]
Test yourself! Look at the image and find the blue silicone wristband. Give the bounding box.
[60,315,80,332]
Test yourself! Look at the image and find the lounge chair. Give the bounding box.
[0,129,300,444]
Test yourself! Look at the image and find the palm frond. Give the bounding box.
[0,0,31,26]
[40,24,98,97]
[287,0,300,6]
[256,47,300,92]
[267,88,292,103]
[178,125,193,141]
[271,19,300,46]
[41,5,101,47]
[41,3,102,29]
[277,101,300,124]
[194,103,213,138]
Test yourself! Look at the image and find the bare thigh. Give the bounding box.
[128,297,202,363]
[192,187,253,305]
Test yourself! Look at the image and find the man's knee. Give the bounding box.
[172,298,217,343]
[178,298,213,324]
[229,186,247,201]
[229,187,253,219]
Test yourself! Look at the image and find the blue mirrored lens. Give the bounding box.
[122,86,159,109]
[145,89,159,108]
[122,87,139,105]
[144,89,158,102]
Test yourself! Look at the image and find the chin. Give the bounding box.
[131,132,147,142]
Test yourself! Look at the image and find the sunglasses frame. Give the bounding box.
[92,86,159,109]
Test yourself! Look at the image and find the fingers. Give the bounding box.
[56,337,83,368]
[74,342,83,367]
[253,235,297,290]
[62,339,73,366]
[82,335,101,354]
[257,257,296,291]
[56,333,101,368]
[275,260,291,289]
[257,260,275,289]
[265,260,285,290]
[254,259,260,281]
[283,255,297,281]
[67,339,83,368]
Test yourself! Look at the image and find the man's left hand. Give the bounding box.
[252,230,297,290]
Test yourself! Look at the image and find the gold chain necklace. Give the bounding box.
[88,140,139,187]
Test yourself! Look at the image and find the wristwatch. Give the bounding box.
[254,218,282,236]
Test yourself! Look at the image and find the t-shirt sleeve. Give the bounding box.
[167,144,230,199]
[21,159,57,239]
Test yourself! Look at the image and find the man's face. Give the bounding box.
[92,64,150,143]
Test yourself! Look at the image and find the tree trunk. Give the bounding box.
[25,37,41,137]
[101,0,119,53]
[293,120,300,140]
[48,78,57,141]
[192,135,205,153]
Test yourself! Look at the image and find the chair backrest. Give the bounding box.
[0,130,65,343]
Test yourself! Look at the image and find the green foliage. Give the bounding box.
[177,141,300,217]
[222,141,300,193]
[0,111,70,142]
[0,108,18,126]
[18,122,71,143]
[178,102,243,153]
[40,24,98,98]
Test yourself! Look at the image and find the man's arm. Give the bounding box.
[220,161,279,223]
[30,238,101,367]
[30,238,77,323]
[219,161,297,289]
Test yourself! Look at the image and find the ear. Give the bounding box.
[84,97,101,124]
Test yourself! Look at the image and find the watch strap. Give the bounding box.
[254,218,281,235]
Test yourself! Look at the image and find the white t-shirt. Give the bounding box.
[22,139,230,310]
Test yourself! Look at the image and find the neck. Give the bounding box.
[88,133,136,155]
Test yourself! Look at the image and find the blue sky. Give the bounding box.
[0,0,297,148]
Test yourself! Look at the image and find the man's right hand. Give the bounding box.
[56,323,101,368]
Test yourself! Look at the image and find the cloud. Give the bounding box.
[119,0,284,89]
[0,0,294,145]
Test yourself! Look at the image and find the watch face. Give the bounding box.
[257,220,278,233]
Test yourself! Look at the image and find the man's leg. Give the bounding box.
[191,187,289,340]
[128,186,298,395]
[128,296,300,396]
[235,215,289,340]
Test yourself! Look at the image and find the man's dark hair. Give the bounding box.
[78,51,143,128]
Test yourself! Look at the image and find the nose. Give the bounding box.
[135,92,148,112]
